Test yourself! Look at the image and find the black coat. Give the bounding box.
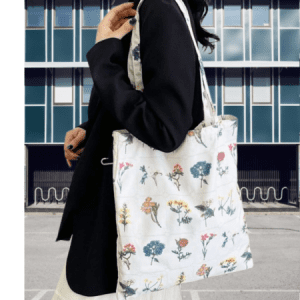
[55,0,204,296]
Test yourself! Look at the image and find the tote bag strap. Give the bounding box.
[127,0,218,125]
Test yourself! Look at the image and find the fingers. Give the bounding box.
[65,147,84,167]
[105,3,135,27]
[64,128,86,167]
[111,15,130,31]
[109,8,136,28]
[64,130,77,151]
[70,129,86,149]
[66,158,72,168]
[114,19,135,39]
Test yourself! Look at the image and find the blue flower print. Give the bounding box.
[143,240,165,265]
[190,161,212,188]
[132,43,140,61]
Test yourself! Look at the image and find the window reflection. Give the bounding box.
[252,0,270,27]
[224,0,242,27]
[54,68,73,104]
[54,0,73,28]
[26,0,45,28]
[83,0,101,27]
[224,68,243,104]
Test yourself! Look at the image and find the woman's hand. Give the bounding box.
[95,2,136,43]
[64,128,86,167]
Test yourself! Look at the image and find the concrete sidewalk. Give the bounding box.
[25,212,300,300]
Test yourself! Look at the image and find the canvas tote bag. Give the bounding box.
[110,0,254,298]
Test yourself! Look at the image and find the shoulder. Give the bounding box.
[138,0,186,25]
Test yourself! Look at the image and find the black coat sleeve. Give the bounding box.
[76,121,88,131]
[86,0,197,153]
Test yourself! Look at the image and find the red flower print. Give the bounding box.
[119,162,125,169]
[201,233,209,241]
[217,152,225,162]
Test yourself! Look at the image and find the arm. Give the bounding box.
[76,121,88,131]
[86,0,196,153]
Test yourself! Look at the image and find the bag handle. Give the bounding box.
[128,0,218,125]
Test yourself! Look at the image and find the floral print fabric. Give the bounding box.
[112,0,254,299]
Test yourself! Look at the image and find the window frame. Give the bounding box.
[25,0,46,29]
[250,0,271,28]
[81,0,102,29]
[53,68,74,105]
[202,0,216,28]
[53,0,74,29]
[223,68,245,105]
[223,0,244,28]
[251,68,273,105]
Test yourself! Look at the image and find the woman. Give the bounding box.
[52,0,220,299]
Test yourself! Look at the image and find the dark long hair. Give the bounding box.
[186,0,220,54]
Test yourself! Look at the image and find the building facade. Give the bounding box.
[24,0,300,211]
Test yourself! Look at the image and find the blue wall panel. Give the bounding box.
[273,0,278,61]
[245,68,250,143]
[75,0,80,62]
[82,29,97,62]
[280,68,299,104]
[54,29,73,62]
[25,68,45,105]
[223,106,244,143]
[46,69,52,143]
[252,106,272,142]
[25,106,45,143]
[274,68,279,143]
[223,29,243,61]
[251,29,272,61]
[53,107,73,143]
[280,30,300,61]
[25,30,45,62]
[281,106,300,143]
[81,106,89,124]
[47,1,52,62]
[216,1,222,61]
[75,69,80,126]
[245,0,250,61]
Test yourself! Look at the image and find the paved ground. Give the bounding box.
[25,212,300,300]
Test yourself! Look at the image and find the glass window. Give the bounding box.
[83,0,100,27]
[252,68,271,104]
[224,0,242,27]
[54,68,73,104]
[280,0,299,28]
[202,1,214,27]
[224,68,243,104]
[26,0,45,28]
[111,0,124,8]
[251,0,270,27]
[280,68,299,105]
[54,0,73,28]
[83,68,93,104]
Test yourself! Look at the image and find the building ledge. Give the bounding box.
[24,61,300,68]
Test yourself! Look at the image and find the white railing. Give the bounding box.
[34,187,69,205]
[240,186,290,203]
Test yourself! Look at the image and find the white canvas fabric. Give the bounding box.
[112,0,254,299]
